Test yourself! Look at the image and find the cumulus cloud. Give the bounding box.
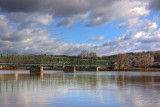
[90,36,105,42]
[96,20,160,56]
[86,0,149,26]
[139,22,158,31]
[0,14,94,55]
[117,18,139,28]
[118,18,158,32]
[1,14,159,56]
[57,19,73,27]
[57,12,89,27]
[0,0,149,27]
[127,7,149,17]
[0,0,92,25]
[17,14,54,30]
[0,0,160,56]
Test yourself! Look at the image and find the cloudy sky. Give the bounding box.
[0,0,160,56]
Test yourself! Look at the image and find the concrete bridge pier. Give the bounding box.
[96,67,99,72]
[64,66,76,73]
[30,66,43,73]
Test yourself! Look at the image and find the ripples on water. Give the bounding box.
[0,70,160,107]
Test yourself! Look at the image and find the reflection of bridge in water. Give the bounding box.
[0,72,158,94]
[0,72,108,93]
[0,72,160,107]
[0,53,110,72]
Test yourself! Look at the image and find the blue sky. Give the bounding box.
[0,0,160,56]
[50,19,126,44]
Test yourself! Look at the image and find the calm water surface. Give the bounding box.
[0,70,160,107]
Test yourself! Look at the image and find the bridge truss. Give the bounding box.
[0,53,109,67]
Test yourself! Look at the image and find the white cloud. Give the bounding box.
[57,19,73,27]
[127,7,149,17]
[118,18,158,33]
[117,18,139,28]
[0,0,150,27]
[0,15,8,26]
[91,36,105,42]
[0,0,160,56]
[96,20,160,56]
[57,12,89,27]
[1,11,160,56]
[35,14,54,25]
[140,22,158,31]
[87,0,148,26]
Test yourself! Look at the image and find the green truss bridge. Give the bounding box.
[0,53,110,73]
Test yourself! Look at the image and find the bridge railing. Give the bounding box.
[0,53,109,66]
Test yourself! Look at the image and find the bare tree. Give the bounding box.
[116,53,130,70]
[78,50,98,59]
[78,50,89,58]
[88,52,98,59]
[137,52,154,71]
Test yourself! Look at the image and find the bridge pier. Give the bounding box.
[30,66,43,73]
[64,66,76,73]
[96,67,99,72]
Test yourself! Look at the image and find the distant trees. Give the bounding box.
[136,52,154,70]
[78,50,89,58]
[115,53,130,70]
[78,50,98,59]
[78,50,156,71]
[153,52,160,62]
[88,52,98,59]
[113,52,154,70]
[101,52,154,71]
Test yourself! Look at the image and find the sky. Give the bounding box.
[0,0,160,56]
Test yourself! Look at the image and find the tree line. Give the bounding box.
[78,50,160,71]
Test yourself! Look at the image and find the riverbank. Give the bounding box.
[113,68,160,72]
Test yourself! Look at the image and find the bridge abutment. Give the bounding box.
[64,66,76,73]
[30,66,43,73]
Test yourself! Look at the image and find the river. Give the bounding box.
[0,70,160,107]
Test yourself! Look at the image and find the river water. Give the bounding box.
[0,70,160,107]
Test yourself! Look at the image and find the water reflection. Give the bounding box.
[0,71,160,107]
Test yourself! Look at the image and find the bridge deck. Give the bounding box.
[0,63,110,67]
